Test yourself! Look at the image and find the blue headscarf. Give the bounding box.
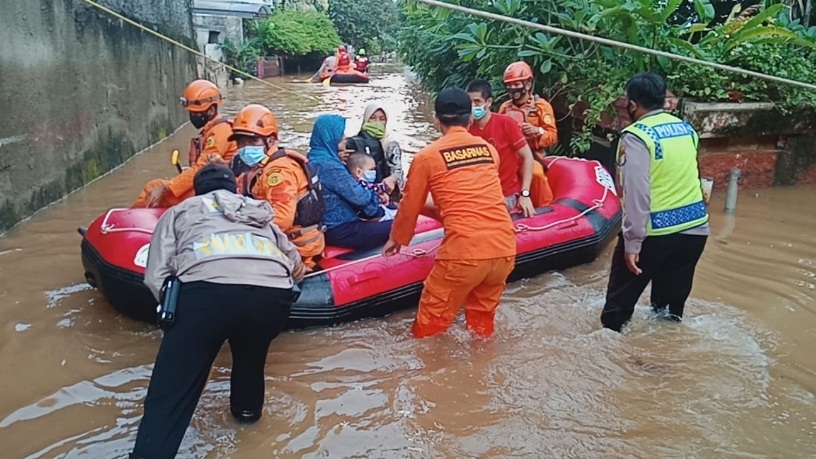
[307,114,346,165]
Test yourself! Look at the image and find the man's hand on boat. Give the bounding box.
[383,238,401,257]
[146,182,170,208]
[518,196,536,218]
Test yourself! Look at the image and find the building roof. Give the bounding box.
[193,0,272,18]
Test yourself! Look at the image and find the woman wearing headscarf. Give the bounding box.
[348,103,404,195]
[308,114,393,250]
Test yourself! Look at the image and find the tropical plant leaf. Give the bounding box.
[693,0,715,24]
[660,0,684,22]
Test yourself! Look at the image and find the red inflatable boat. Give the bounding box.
[80,157,621,329]
[319,69,370,84]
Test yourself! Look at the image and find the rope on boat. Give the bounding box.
[414,0,816,92]
[304,246,438,279]
[78,0,323,101]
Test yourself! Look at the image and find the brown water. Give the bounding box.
[1,68,815,458]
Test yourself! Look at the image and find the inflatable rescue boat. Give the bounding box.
[80,157,621,329]
[320,69,370,84]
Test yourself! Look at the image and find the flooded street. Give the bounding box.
[1,67,815,458]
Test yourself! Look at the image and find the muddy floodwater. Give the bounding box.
[1,67,815,458]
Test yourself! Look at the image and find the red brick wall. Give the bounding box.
[699,135,779,189]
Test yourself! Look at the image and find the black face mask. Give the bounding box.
[189,112,209,129]
[508,88,527,100]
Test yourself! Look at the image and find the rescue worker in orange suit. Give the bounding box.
[228,104,326,269]
[466,79,547,215]
[498,61,559,159]
[497,62,557,208]
[383,88,516,338]
[133,80,237,208]
[335,45,351,72]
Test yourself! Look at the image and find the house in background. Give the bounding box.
[192,0,272,85]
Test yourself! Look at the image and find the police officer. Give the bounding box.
[131,163,305,459]
[601,72,709,332]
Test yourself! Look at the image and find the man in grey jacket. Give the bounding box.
[131,163,305,459]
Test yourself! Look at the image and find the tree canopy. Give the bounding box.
[328,0,401,54]
[252,9,341,57]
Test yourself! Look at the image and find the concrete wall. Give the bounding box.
[0,0,197,232]
[193,14,243,51]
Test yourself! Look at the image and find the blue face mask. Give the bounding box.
[238,145,267,167]
[363,170,377,183]
[472,105,487,120]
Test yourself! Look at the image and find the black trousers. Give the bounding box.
[601,233,707,332]
[325,219,393,250]
[132,281,292,459]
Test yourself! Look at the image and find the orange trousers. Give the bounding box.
[530,161,554,207]
[412,256,515,338]
[292,229,325,270]
[132,179,192,208]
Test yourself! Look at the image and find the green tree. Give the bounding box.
[328,0,402,53]
[252,9,341,57]
[399,0,816,152]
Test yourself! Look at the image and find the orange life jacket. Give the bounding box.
[188,118,233,166]
[237,148,326,237]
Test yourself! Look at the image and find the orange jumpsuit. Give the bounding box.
[391,127,517,338]
[133,115,236,208]
[499,97,557,207]
[247,150,325,269]
[498,96,558,155]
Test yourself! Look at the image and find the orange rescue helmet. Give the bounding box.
[503,61,534,84]
[179,79,223,112]
[229,104,278,140]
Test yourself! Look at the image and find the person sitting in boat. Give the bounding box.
[308,114,393,250]
[354,48,370,73]
[466,78,551,217]
[346,153,398,221]
[310,55,337,83]
[132,163,304,459]
[335,45,352,72]
[498,61,559,160]
[228,104,325,270]
[347,103,403,198]
[133,79,237,208]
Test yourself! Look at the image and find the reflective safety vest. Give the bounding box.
[619,112,709,236]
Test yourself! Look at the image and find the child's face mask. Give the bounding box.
[363,169,377,183]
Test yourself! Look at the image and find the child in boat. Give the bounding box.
[346,153,397,221]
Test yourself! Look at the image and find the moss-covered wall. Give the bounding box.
[0,0,197,232]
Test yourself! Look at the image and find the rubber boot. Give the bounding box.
[231,407,262,424]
